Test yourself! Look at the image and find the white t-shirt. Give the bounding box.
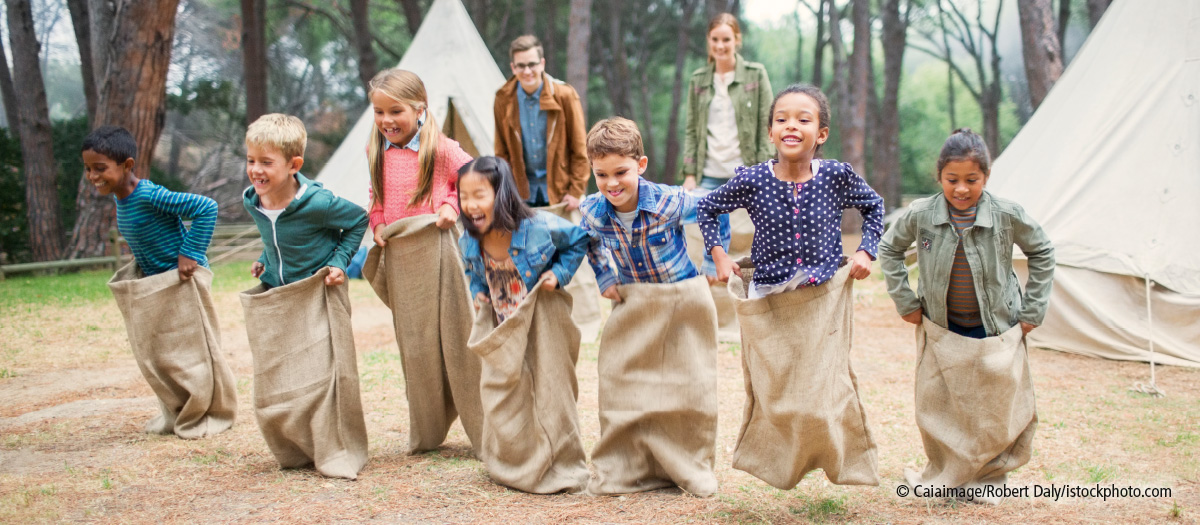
[703,71,744,180]
[257,206,284,225]
[615,209,639,230]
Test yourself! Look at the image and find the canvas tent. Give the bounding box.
[989,0,1200,368]
[316,0,505,208]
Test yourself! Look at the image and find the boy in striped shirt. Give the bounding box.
[83,125,218,279]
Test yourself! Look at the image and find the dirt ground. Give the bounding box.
[1,265,1197,524]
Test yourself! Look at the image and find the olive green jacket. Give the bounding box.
[681,55,774,180]
[878,191,1055,336]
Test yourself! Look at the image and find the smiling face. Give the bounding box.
[938,159,989,210]
[510,48,545,94]
[246,143,302,206]
[707,23,738,65]
[371,90,421,146]
[82,149,136,199]
[591,154,646,213]
[769,92,828,163]
[459,171,497,234]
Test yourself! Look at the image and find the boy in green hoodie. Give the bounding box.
[243,114,368,288]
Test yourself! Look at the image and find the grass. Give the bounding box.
[1,260,1197,523]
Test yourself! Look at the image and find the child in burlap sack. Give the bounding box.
[458,155,591,493]
[241,114,371,479]
[86,125,237,439]
[580,117,724,497]
[699,84,884,489]
[879,129,1054,499]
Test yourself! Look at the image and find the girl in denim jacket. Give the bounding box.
[879,129,1055,337]
[458,156,589,322]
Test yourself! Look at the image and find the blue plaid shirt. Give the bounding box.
[580,177,721,291]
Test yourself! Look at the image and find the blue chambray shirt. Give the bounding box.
[580,177,724,292]
[384,121,423,152]
[459,211,589,299]
[517,85,548,196]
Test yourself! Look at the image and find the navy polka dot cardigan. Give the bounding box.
[698,159,885,287]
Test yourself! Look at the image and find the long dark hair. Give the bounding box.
[458,156,535,239]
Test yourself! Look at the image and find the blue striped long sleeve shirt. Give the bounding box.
[115,179,218,276]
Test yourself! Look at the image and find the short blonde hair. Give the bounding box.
[246,113,307,160]
[586,117,644,161]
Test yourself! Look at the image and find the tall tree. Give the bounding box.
[7,0,64,261]
[566,0,592,116]
[523,0,535,35]
[0,16,22,143]
[1018,0,1063,110]
[877,0,913,210]
[349,0,379,92]
[1056,0,1069,56]
[913,0,1006,155]
[1086,0,1109,29]
[842,0,869,174]
[67,0,183,258]
[65,0,98,126]
[396,0,423,37]
[663,0,699,180]
[241,0,267,124]
[602,0,633,118]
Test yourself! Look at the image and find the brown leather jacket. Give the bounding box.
[493,73,590,203]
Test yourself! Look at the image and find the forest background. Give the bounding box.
[0,0,1110,264]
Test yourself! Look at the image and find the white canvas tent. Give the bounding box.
[990,0,1200,368]
[316,0,505,208]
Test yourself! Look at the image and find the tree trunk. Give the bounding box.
[241,0,267,124]
[842,0,869,173]
[566,0,592,115]
[605,0,633,117]
[811,0,826,88]
[523,0,536,35]
[65,0,98,126]
[350,0,379,93]
[397,0,423,37]
[664,0,698,182]
[68,0,182,258]
[543,0,561,72]
[1018,0,1063,110]
[1056,0,1069,56]
[828,0,847,139]
[936,0,956,129]
[8,0,64,261]
[877,0,908,210]
[0,22,22,142]
[1086,0,1109,29]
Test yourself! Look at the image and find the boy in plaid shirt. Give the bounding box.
[579,117,722,301]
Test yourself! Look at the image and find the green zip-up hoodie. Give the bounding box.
[243,173,368,289]
[878,190,1055,336]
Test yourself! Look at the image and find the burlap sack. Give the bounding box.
[589,275,719,497]
[904,318,1037,489]
[684,208,754,342]
[536,203,602,342]
[468,279,588,494]
[727,260,879,489]
[363,214,484,455]
[107,262,236,439]
[240,269,368,480]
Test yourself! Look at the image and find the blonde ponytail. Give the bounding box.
[365,68,444,210]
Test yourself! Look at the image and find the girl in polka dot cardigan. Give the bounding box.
[699,83,883,297]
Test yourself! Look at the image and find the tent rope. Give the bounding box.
[1130,274,1165,398]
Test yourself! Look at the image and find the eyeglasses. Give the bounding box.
[512,61,541,71]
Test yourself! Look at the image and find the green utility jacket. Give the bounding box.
[243,173,368,289]
[681,54,774,180]
[879,191,1055,336]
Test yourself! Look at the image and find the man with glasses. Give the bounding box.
[494,35,589,209]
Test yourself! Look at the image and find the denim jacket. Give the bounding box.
[459,210,589,299]
[879,191,1055,336]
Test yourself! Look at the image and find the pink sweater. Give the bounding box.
[368,135,473,231]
